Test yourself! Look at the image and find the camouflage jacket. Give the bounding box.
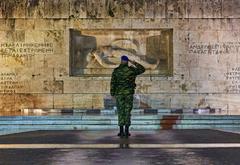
[110,62,145,96]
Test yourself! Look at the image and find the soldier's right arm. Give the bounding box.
[110,70,117,96]
[130,60,145,75]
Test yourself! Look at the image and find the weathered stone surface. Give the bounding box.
[64,80,104,93]
[54,94,73,109]
[222,0,240,18]
[26,0,44,18]
[69,0,87,18]
[0,1,239,113]
[73,94,103,109]
[44,0,69,18]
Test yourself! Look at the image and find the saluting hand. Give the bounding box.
[128,59,136,65]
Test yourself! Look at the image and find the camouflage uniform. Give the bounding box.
[110,61,145,126]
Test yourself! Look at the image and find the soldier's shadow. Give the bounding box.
[93,132,131,148]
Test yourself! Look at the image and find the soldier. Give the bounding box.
[110,55,145,137]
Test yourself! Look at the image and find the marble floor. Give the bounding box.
[0,130,240,164]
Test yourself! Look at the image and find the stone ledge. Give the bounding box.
[21,108,225,115]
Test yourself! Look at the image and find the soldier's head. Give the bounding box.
[121,55,128,64]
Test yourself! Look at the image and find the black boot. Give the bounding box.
[117,126,125,137]
[125,125,131,137]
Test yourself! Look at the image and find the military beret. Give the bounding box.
[121,55,129,61]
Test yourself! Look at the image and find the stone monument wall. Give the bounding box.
[0,0,240,113]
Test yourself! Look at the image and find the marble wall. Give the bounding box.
[0,0,240,113]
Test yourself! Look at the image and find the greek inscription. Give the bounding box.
[225,67,240,93]
[189,42,240,55]
[0,72,24,93]
[0,42,54,58]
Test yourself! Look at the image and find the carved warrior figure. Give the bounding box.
[86,39,160,70]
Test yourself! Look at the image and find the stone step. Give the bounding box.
[1,115,240,136]
[1,115,240,120]
[22,108,173,114]
[0,129,37,136]
[2,120,240,125]
[22,108,223,115]
[0,124,240,131]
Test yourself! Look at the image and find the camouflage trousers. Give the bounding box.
[116,94,133,126]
